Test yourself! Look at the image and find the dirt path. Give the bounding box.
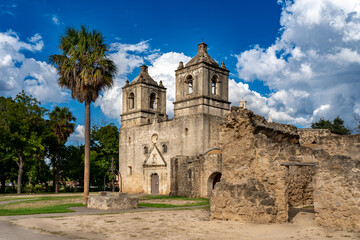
[0,219,67,240]
[8,208,359,240]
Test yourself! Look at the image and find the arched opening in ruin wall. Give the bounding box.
[207,172,222,197]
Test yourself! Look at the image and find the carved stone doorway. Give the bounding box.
[151,173,159,194]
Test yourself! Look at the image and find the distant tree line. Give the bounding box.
[0,91,119,194]
[311,116,351,135]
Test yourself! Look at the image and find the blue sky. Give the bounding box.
[1,0,360,144]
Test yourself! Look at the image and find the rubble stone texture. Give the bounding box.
[298,129,332,145]
[210,107,360,232]
[298,129,360,159]
[87,194,138,210]
[210,107,327,223]
[286,165,315,207]
[315,135,360,159]
[170,153,222,198]
[314,156,360,231]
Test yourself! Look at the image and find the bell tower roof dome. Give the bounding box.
[130,65,159,87]
[185,42,219,68]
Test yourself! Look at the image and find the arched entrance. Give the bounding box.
[207,172,222,197]
[151,173,159,194]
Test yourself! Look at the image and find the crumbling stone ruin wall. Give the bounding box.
[210,107,360,232]
[298,129,360,160]
[315,135,360,159]
[170,153,222,198]
[314,156,360,232]
[286,165,315,207]
[298,129,332,145]
[210,107,328,224]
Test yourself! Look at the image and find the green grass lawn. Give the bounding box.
[0,194,209,215]
[0,203,84,216]
[138,195,209,208]
[0,196,85,216]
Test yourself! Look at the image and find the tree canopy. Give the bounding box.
[0,91,48,193]
[311,116,350,135]
[48,106,76,193]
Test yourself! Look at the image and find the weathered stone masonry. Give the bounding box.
[117,42,360,232]
[210,107,360,232]
[170,153,222,198]
[119,43,229,195]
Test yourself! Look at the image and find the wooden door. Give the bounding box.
[151,173,159,194]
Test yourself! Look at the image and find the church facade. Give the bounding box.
[119,43,230,195]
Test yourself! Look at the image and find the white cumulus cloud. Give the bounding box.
[148,52,191,116]
[51,15,60,25]
[0,30,69,103]
[68,125,85,145]
[94,41,151,120]
[236,0,360,128]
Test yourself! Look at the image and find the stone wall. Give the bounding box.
[316,135,360,159]
[210,107,328,223]
[298,129,332,145]
[286,165,315,207]
[314,156,360,232]
[170,153,222,198]
[298,129,360,160]
[119,113,223,195]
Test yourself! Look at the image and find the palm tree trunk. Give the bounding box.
[83,101,91,205]
[111,156,115,192]
[55,147,61,193]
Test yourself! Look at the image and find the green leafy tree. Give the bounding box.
[312,116,350,135]
[48,107,76,193]
[2,91,48,193]
[49,26,117,203]
[0,97,18,193]
[62,145,84,191]
[91,124,119,191]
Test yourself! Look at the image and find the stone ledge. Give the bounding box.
[87,193,138,210]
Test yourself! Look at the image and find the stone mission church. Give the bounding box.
[119,43,230,196]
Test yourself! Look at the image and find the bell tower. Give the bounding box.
[173,43,230,117]
[121,65,167,128]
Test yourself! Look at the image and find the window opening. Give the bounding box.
[189,80,193,94]
[150,93,156,110]
[211,79,216,94]
[163,144,167,153]
[129,92,135,109]
[186,75,194,94]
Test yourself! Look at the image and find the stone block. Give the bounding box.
[87,193,138,210]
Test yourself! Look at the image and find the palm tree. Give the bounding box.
[49,26,117,204]
[49,106,76,193]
